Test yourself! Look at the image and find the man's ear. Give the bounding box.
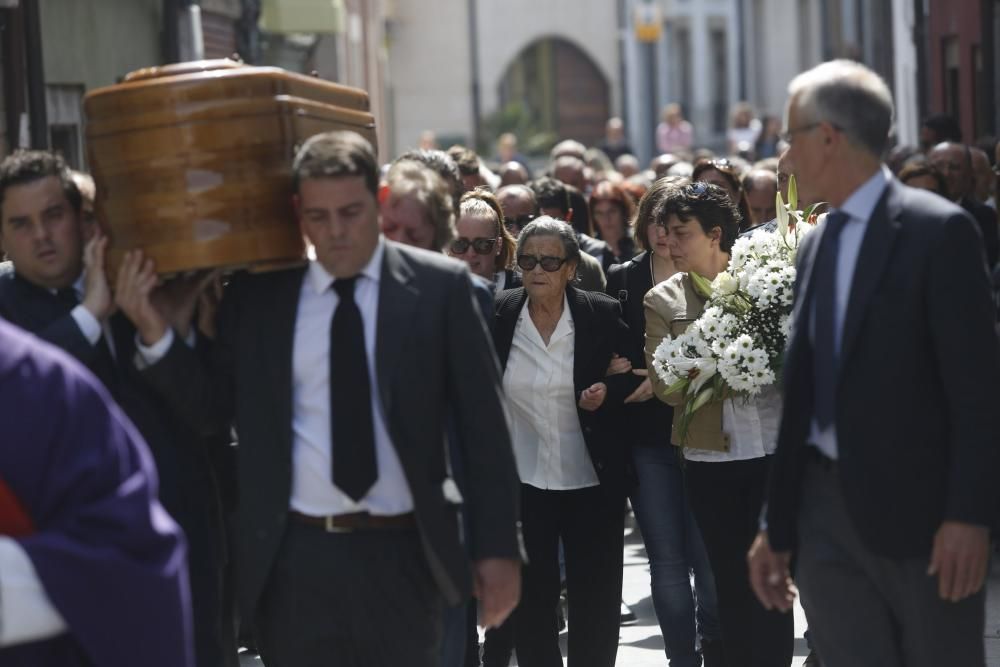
[565,208,574,222]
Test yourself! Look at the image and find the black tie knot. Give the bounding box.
[824,210,850,238]
[332,277,358,300]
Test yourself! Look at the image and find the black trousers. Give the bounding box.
[256,521,444,667]
[513,484,624,667]
[685,457,794,667]
[796,459,985,667]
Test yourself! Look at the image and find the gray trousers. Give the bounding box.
[256,521,445,667]
[795,459,985,667]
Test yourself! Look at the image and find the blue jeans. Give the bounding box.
[630,445,720,667]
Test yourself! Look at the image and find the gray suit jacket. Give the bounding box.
[140,241,521,616]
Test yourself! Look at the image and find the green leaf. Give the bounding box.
[690,385,715,412]
[788,174,799,211]
[665,377,690,396]
[690,271,714,299]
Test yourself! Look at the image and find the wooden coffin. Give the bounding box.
[84,59,377,276]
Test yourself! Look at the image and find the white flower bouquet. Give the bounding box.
[652,177,822,439]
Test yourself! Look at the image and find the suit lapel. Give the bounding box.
[567,286,596,392]
[494,288,526,369]
[839,181,902,367]
[375,243,419,416]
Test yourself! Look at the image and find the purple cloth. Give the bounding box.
[0,318,193,667]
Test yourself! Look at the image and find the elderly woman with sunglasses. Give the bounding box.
[448,189,521,292]
[644,182,793,667]
[493,217,642,667]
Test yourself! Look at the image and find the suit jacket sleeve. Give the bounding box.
[927,213,1000,526]
[601,298,644,406]
[137,280,238,437]
[444,269,521,561]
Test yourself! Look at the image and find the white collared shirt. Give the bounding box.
[289,237,414,516]
[808,166,892,460]
[502,295,599,490]
[682,386,783,462]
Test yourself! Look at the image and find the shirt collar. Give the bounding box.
[307,235,385,295]
[517,293,575,340]
[836,164,891,223]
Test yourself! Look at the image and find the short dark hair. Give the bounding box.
[454,149,481,177]
[922,113,962,144]
[292,131,378,196]
[531,176,570,217]
[657,181,740,253]
[565,186,591,236]
[0,150,82,217]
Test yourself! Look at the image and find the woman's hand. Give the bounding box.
[606,353,632,376]
[578,383,607,411]
[624,370,654,403]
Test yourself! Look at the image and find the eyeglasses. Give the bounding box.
[449,237,497,255]
[779,121,841,145]
[505,213,536,232]
[517,254,568,272]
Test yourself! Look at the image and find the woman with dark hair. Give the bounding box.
[692,158,754,233]
[605,177,722,666]
[448,188,521,291]
[589,180,637,268]
[644,182,794,667]
[494,217,642,667]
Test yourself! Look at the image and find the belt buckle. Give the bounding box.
[324,515,354,533]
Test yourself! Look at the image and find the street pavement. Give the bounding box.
[240,513,1000,666]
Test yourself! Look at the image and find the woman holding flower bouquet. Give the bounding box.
[644,182,794,666]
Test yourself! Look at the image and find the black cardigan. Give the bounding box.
[493,285,643,495]
[605,251,675,448]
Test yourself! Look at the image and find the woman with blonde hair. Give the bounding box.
[448,188,520,291]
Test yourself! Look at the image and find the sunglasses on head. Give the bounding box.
[517,254,568,272]
[685,181,711,197]
[449,237,497,255]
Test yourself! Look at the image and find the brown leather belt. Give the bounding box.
[288,510,417,533]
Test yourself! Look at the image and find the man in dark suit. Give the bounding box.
[120,131,522,666]
[0,151,232,667]
[748,60,1000,666]
[929,141,1000,267]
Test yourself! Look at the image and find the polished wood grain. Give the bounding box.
[84,59,377,276]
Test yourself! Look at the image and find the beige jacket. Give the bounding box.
[643,272,731,453]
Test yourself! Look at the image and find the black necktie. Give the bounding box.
[329,277,378,502]
[813,211,850,429]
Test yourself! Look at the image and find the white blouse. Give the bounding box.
[683,385,783,462]
[502,296,600,490]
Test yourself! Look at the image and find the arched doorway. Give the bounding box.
[498,37,610,149]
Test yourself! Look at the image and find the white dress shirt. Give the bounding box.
[288,237,413,516]
[137,238,412,516]
[502,296,600,490]
[808,166,891,460]
[683,386,783,462]
[0,537,67,647]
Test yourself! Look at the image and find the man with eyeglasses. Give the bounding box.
[928,141,998,267]
[749,60,1000,667]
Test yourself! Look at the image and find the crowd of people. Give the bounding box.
[2,58,1000,667]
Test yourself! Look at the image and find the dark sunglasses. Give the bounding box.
[449,237,497,255]
[517,254,568,272]
[505,213,536,232]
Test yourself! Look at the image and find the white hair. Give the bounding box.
[787,59,894,157]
